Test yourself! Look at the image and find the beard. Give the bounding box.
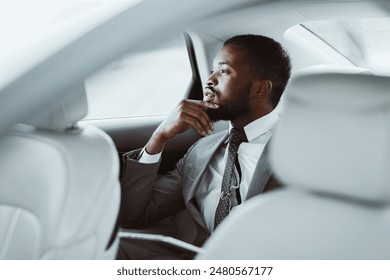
[205,84,252,122]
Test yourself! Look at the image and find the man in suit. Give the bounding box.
[118,34,291,259]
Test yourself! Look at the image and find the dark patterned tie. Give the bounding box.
[214,127,246,229]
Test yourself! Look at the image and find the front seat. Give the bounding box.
[0,85,121,259]
[197,65,390,259]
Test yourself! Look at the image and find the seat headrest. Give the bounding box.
[26,84,88,131]
[271,65,390,204]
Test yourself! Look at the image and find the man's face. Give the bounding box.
[204,44,255,122]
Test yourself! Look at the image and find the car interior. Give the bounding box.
[1,0,390,259]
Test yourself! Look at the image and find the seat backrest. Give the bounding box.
[197,65,390,259]
[0,86,121,259]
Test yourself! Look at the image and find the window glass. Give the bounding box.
[84,34,192,119]
[302,18,390,75]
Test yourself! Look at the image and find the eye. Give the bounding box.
[220,68,230,74]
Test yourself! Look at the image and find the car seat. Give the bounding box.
[0,85,121,259]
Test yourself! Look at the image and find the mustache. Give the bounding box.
[204,86,217,94]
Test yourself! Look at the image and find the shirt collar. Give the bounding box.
[228,109,280,142]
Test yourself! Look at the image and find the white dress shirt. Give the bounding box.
[139,109,279,232]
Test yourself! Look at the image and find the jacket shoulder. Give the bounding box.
[192,130,226,150]
[184,130,227,162]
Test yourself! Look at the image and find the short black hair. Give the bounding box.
[224,34,291,108]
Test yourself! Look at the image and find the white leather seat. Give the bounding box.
[197,65,390,259]
[0,86,121,259]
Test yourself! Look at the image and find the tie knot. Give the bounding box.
[229,127,247,145]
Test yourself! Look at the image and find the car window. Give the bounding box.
[84,34,192,120]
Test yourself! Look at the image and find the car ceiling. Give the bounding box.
[187,0,390,89]
[190,1,390,46]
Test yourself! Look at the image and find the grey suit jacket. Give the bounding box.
[120,130,279,245]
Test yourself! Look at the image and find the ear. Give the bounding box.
[258,80,272,96]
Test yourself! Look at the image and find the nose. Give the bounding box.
[206,71,217,87]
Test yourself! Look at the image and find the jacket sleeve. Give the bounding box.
[119,147,190,228]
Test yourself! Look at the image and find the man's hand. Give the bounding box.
[145,99,219,154]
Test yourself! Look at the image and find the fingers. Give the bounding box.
[180,114,209,136]
[185,99,219,110]
[160,99,219,139]
[177,100,216,135]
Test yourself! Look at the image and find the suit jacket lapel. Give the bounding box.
[246,138,273,200]
[184,131,228,231]
[186,131,228,199]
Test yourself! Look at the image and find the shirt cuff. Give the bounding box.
[138,147,162,164]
